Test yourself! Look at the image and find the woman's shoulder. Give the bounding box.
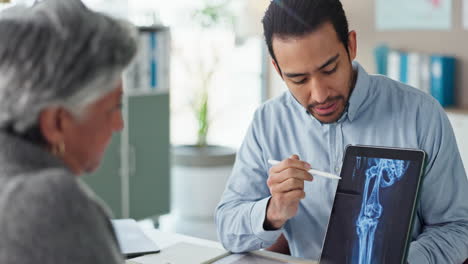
[0,168,122,263]
[1,168,93,219]
[0,167,112,231]
[7,168,84,202]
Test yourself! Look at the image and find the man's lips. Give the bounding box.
[313,102,338,116]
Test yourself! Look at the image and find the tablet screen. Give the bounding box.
[319,146,425,264]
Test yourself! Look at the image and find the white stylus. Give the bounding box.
[268,159,342,180]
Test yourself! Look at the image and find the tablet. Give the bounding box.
[111,219,160,258]
[319,145,425,264]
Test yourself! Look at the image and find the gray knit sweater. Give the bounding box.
[0,131,123,263]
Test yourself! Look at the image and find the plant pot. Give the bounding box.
[162,145,236,240]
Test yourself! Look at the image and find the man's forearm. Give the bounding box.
[216,197,283,253]
[407,222,468,263]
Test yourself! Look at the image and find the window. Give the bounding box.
[83,0,265,149]
[170,29,263,149]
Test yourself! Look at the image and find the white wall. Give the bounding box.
[448,113,468,175]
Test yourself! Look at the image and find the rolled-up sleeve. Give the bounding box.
[215,109,282,253]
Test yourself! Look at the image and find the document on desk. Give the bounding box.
[210,251,317,264]
[127,242,228,264]
[211,253,292,264]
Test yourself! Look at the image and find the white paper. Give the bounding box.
[129,242,227,264]
[212,253,293,264]
[211,251,318,264]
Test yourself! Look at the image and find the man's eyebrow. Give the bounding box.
[283,54,340,78]
[284,72,308,78]
[317,54,340,71]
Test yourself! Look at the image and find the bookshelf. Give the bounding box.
[84,26,171,220]
[343,0,468,111]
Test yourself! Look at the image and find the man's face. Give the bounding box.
[272,22,357,123]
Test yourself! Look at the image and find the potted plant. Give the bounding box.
[163,0,237,241]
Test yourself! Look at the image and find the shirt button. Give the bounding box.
[335,167,340,173]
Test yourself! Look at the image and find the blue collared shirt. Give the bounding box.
[215,62,468,263]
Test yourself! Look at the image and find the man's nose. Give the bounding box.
[310,78,330,104]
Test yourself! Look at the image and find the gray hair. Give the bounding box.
[0,0,138,134]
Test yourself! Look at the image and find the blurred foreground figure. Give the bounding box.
[0,0,137,263]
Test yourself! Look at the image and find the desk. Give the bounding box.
[128,225,317,264]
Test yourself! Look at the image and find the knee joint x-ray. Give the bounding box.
[356,159,409,264]
[319,146,425,264]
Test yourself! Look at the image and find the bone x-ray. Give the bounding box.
[320,145,425,264]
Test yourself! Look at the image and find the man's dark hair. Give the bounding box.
[262,0,350,66]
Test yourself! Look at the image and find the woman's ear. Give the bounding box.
[38,107,65,147]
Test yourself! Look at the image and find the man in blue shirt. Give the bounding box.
[215,0,468,263]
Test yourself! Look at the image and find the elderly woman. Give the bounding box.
[0,0,138,263]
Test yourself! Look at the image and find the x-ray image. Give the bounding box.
[355,158,409,264]
[320,146,424,264]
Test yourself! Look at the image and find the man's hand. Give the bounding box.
[264,155,313,230]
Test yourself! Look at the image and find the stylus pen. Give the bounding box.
[268,159,342,180]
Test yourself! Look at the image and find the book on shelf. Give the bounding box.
[430,55,455,107]
[383,48,455,107]
[124,27,170,94]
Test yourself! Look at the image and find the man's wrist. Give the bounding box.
[264,217,285,230]
[264,198,286,230]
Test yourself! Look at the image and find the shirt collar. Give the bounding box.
[347,61,371,122]
[287,60,370,125]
